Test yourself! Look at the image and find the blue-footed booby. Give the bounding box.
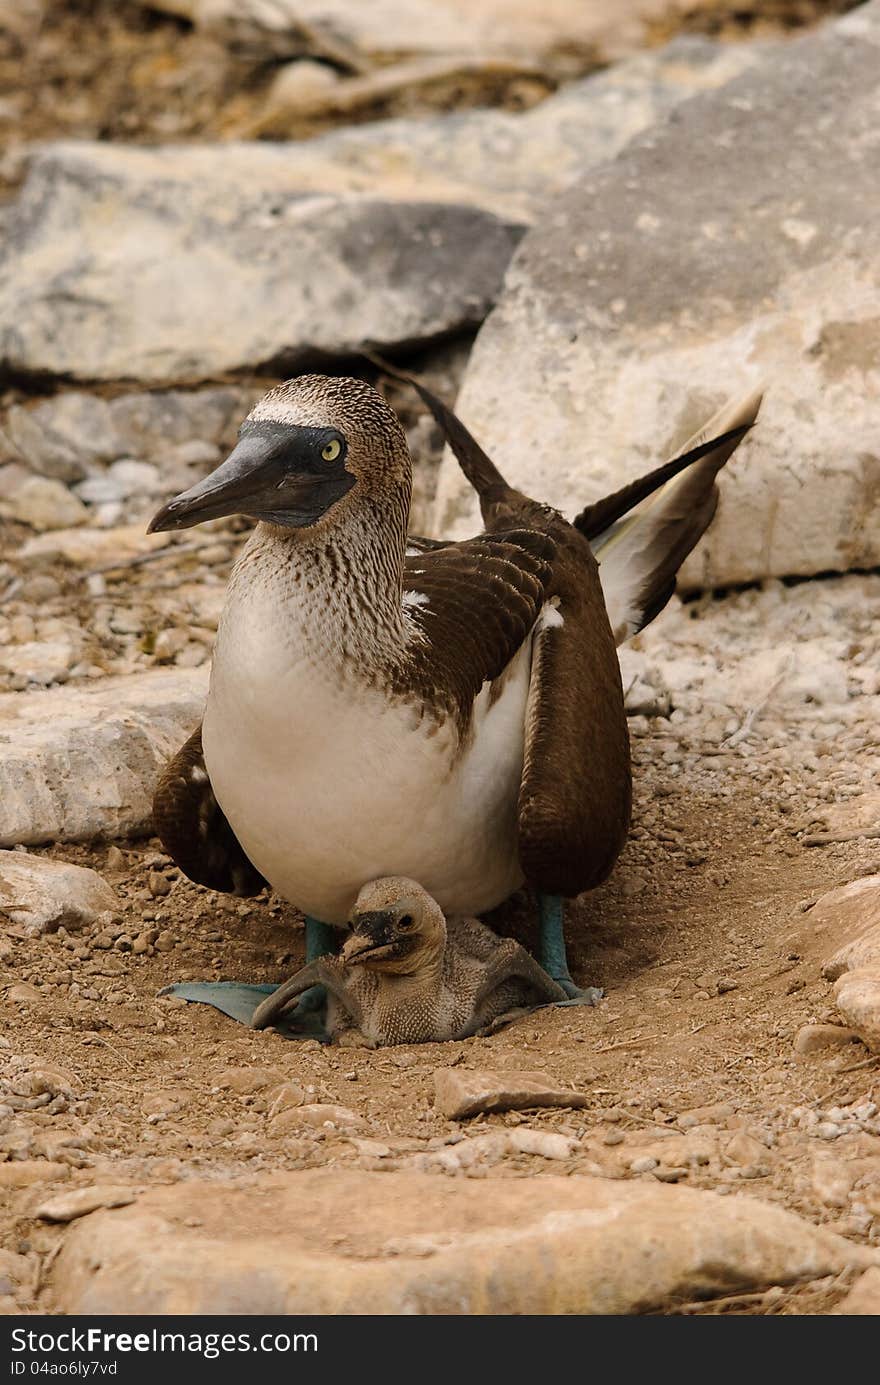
[250,876,568,1044]
[150,371,760,1023]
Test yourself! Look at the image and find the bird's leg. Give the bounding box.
[293,916,339,1016]
[251,957,362,1032]
[538,893,602,1006]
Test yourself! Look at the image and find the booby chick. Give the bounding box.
[150,372,760,1010]
[251,877,567,1045]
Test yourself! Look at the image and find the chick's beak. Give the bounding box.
[342,911,400,964]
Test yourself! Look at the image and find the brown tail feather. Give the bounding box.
[596,388,763,643]
[575,424,752,543]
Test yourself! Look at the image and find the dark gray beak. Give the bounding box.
[342,910,408,964]
[148,423,354,534]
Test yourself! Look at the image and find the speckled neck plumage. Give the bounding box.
[225,475,415,679]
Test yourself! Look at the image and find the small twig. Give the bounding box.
[76,1035,136,1070]
[80,540,209,580]
[834,1056,879,1074]
[722,661,791,748]
[34,1238,65,1298]
[0,577,22,605]
[619,1110,675,1133]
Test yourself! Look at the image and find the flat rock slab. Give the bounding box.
[50,1169,877,1315]
[0,144,522,384]
[0,851,119,935]
[787,872,880,1056]
[148,0,677,68]
[433,5,880,588]
[0,668,207,846]
[434,1067,590,1119]
[0,1162,70,1189]
[802,792,880,847]
[786,874,880,982]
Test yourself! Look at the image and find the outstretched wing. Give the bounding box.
[402,528,555,716]
[153,726,267,896]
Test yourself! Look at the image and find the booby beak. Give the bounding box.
[148,423,355,534]
[342,911,411,965]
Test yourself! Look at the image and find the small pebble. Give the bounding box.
[629,1156,658,1174]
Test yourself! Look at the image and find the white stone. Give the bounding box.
[147,0,682,68]
[0,852,119,935]
[0,669,208,846]
[0,143,522,384]
[2,476,88,531]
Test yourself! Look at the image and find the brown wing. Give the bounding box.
[152,726,267,897]
[516,528,631,898]
[402,529,555,718]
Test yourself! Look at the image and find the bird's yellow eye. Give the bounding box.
[322,439,341,462]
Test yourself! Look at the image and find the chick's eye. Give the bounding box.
[322,438,341,462]
[398,914,414,930]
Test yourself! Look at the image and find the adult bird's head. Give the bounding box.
[148,374,411,535]
[342,877,447,976]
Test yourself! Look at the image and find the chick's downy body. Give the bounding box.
[251,877,567,1045]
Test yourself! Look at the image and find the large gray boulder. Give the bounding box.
[0,146,522,383]
[0,39,758,388]
[433,4,880,588]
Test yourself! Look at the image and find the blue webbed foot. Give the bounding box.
[156,915,341,1040]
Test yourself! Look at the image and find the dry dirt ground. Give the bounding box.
[2,556,880,1315]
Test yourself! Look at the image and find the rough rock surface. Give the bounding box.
[50,1168,876,1315]
[836,1266,880,1315]
[787,873,880,1056]
[0,145,523,383]
[0,669,207,846]
[811,876,880,981]
[433,4,880,587]
[0,852,119,935]
[833,968,880,1055]
[247,39,762,220]
[434,1067,590,1119]
[34,1185,139,1223]
[148,0,678,68]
